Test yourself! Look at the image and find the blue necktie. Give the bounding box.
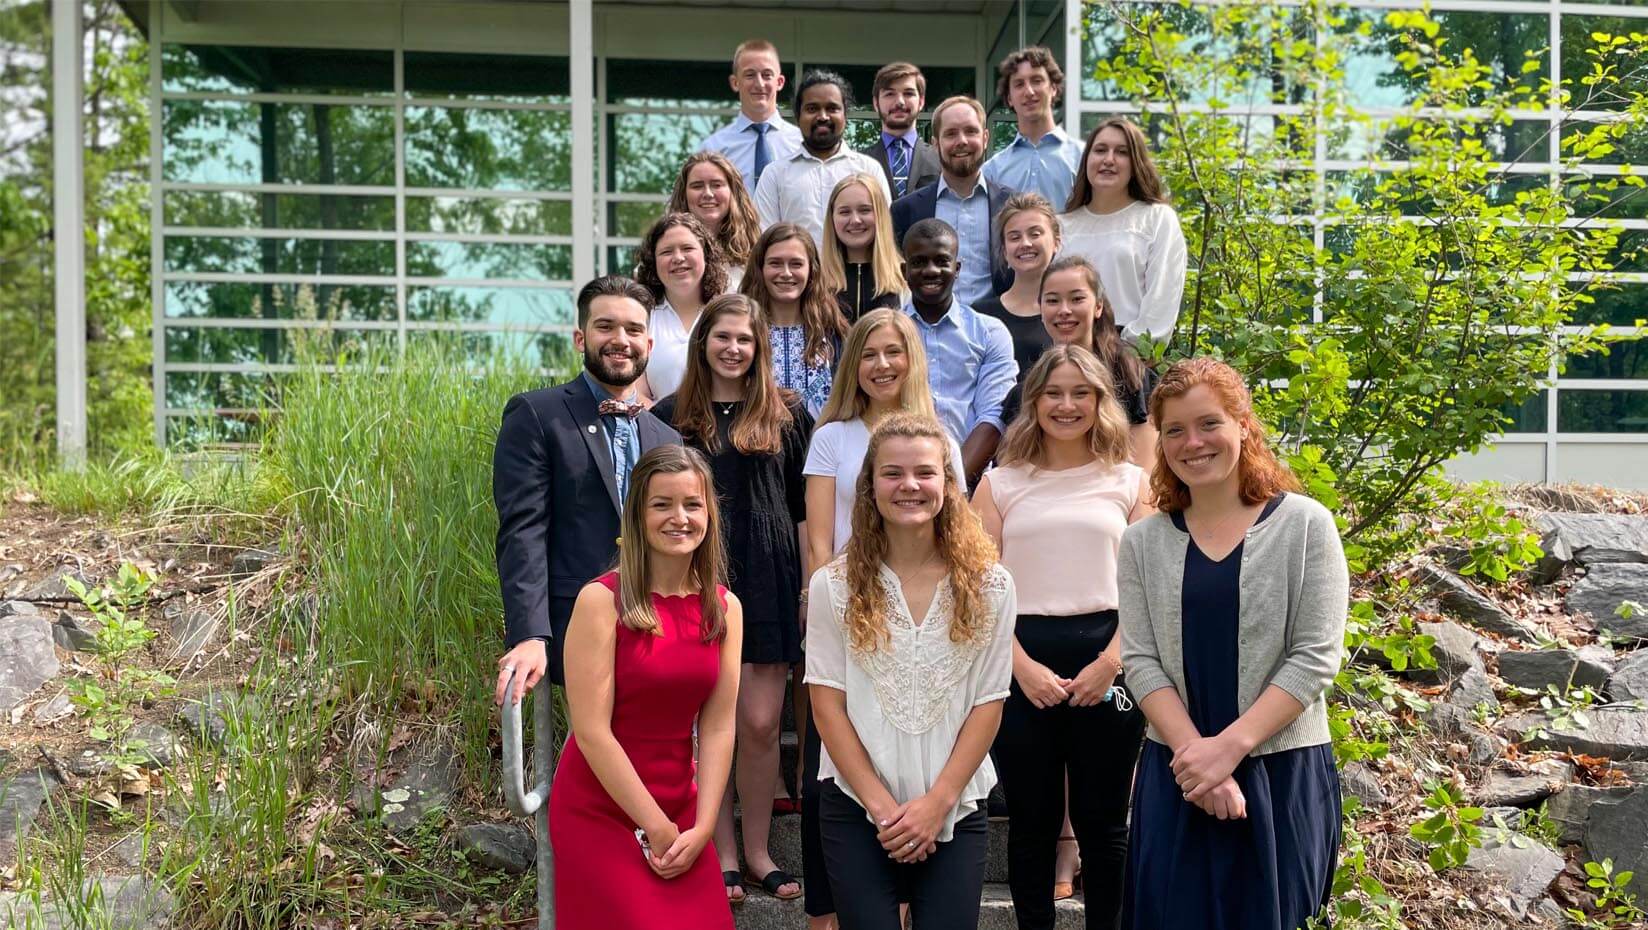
[889,137,911,199]
[751,122,772,189]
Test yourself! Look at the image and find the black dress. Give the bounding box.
[1122,495,1341,930]
[973,294,1051,378]
[652,395,811,664]
[836,262,902,323]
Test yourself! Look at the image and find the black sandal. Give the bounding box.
[723,870,746,905]
[748,868,803,901]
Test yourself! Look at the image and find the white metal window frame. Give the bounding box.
[147,7,582,444]
[1063,0,1648,481]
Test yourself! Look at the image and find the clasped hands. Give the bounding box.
[870,793,949,864]
[1170,734,1248,821]
[1014,655,1118,710]
[641,819,712,879]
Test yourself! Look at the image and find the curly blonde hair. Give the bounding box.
[843,414,998,654]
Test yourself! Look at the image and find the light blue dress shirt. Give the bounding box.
[933,175,995,308]
[698,112,803,189]
[582,371,641,507]
[982,126,1086,211]
[901,298,1018,443]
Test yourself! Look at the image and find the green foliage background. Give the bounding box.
[1,0,151,461]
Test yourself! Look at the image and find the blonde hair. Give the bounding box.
[931,95,988,137]
[819,174,906,302]
[994,191,1061,257]
[731,38,779,73]
[615,446,727,640]
[843,414,998,654]
[815,309,938,427]
[996,344,1131,469]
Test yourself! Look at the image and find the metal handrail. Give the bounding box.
[501,668,556,928]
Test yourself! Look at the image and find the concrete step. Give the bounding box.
[735,809,1014,884]
[731,880,1084,929]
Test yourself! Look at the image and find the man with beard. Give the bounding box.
[492,275,682,697]
[892,95,1017,306]
[859,62,940,200]
[753,69,888,247]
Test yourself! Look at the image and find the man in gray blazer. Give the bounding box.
[859,61,941,201]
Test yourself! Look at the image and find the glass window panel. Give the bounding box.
[608,201,667,239]
[1560,16,1645,112]
[1559,389,1648,433]
[165,371,282,411]
[162,44,393,96]
[407,329,577,372]
[607,58,742,108]
[1562,120,1648,167]
[1564,339,1648,380]
[1340,10,1548,110]
[1604,230,1648,274]
[405,52,570,103]
[164,190,395,231]
[164,236,394,276]
[406,196,572,236]
[1330,118,1549,164]
[1082,3,1312,107]
[1570,283,1648,327]
[162,100,394,186]
[405,106,571,191]
[1567,175,1648,220]
[607,246,638,277]
[609,112,727,194]
[165,413,264,449]
[1501,391,1548,433]
[407,241,573,282]
[165,325,396,365]
[406,286,574,326]
[165,281,397,322]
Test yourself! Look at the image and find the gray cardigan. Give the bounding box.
[1117,493,1347,756]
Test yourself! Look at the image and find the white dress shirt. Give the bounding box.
[698,112,803,189]
[1057,201,1188,343]
[645,301,698,400]
[753,145,891,247]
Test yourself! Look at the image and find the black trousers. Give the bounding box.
[818,780,989,930]
[800,714,832,916]
[996,611,1146,930]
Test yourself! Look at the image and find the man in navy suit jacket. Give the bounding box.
[493,275,681,698]
[890,95,1016,303]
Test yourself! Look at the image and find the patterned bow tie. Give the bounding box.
[598,398,643,419]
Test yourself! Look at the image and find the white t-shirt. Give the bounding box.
[645,301,698,400]
[803,417,968,554]
[1057,201,1187,343]
[804,560,1016,840]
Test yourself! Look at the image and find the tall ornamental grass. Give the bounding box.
[264,344,547,778]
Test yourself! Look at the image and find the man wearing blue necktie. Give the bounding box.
[697,39,803,190]
[860,62,941,202]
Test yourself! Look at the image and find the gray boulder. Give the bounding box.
[1583,786,1648,898]
[457,822,535,874]
[1538,513,1648,567]
[176,690,238,748]
[0,873,174,930]
[18,570,92,601]
[0,768,60,861]
[1462,832,1566,919]
[1408,620,1485,685]
[1608,649,1648,702]
[1417,565,1542,642]
[1448,665,1500,713]
[352,744,458,831]
[0,600,40,619]
[1507,706,1648,760]
[1476,760,1573,808]
[1498,647,1614,694]
[1545,783,1634,844]
[1340,762,1389,811]
[0,616,60,712]
[1567,564,1648,640]
[231,548,278,578]
[127,722,182,769]
[51,611,98,652]
[167,605,218,661]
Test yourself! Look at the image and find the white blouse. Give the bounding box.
[803,559,1017,841]
[645,301,698,400]
[1057,201,1187,344]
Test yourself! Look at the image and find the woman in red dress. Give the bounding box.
[547,444,744,929]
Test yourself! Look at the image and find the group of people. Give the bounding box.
[491,38,1347,930]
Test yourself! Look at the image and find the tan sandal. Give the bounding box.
[1053,881,1075,901]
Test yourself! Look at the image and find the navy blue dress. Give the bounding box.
[1122,495,1341,930]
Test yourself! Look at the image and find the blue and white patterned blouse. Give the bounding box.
[770,324,838,419]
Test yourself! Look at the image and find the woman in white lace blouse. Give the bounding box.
[804,413,1017,930]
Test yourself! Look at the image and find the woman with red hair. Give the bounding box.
[1117,357,1346,930]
